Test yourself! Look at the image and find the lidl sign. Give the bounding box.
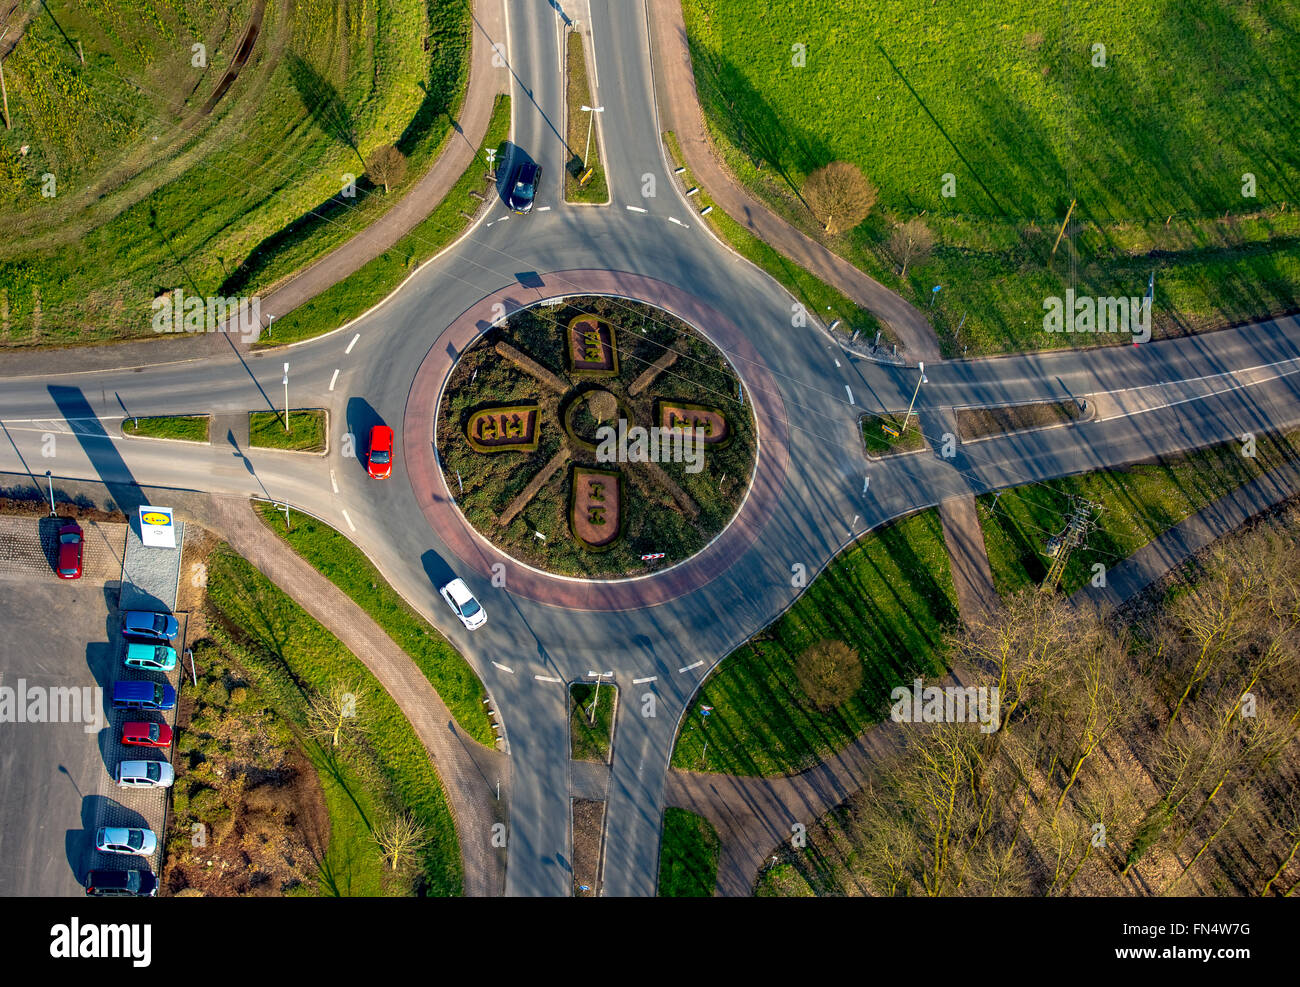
[138,505,176,548]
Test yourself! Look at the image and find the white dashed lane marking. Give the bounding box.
[342,509,356,532]
[625,205,647,213]
[345,333,360,354]
[534,674,562,683]
[845,385,855,405]
[330,470,339,494]
[493,661,515,674]
[329,369,339,391]
[678,660,704,674]
[632,675,657,684]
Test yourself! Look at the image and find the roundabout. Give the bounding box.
[404,270,791,610]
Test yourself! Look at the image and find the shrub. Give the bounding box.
[795,639,864,711]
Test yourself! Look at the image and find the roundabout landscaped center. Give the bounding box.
[436,296,756,578]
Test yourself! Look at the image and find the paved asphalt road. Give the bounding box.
[4,0,1300,895]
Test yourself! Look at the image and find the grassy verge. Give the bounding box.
[956,401,1085,441]
[980,431,1300,596]
[657,808,720,897]
[569,682,616,763]
[249,409,326,453]
[662,131,882,344]
[121,415,210,443]
[672,510,958,776]
[861,413,927,458]
[254,502,493,745]
[204,545,462,895]
[259,95,511,347]
[564,31,608,204]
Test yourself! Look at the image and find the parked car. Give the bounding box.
[111,681,176,711]
[121,610,179,641]
[439,578,487,630]
[56,521,83,579]
[84,869,157,897]
[95,827,157,857]
[116,760,174,789]
[509,161,541,213]
[122,720,173,748]
[123,642,177,671]
[367,425,395,479]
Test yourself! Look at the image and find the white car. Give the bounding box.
[95,826,157,856]
[439,578,487,630]
[116,760,174,789]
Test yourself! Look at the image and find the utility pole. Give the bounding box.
[1039,498,1099,593]
[580,104,604,170]
[901,361,927,434]
[282,362,290,433]
[45,469,55,515]
[586,669,612,724]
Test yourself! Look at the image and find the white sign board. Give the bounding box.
[138,506,176,548]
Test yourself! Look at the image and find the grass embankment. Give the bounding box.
[980,432,1300,596]
[249,409,326,452]
[569,683,616,763]
[1,0,471,346]
[672,510,958,776]
[682,0,1300,355]
[254,503,494,745]
[564,30,608,203]
[204,545,462,895]
[657,808,721,897]
[121,415,210,442]
[861,413,927,458]
[260,95,511,346]
[663,131,882,344]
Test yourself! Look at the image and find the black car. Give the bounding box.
[85,869,158,897]
[509,161,541,213]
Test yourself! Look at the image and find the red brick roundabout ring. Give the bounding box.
[403,270,790,611]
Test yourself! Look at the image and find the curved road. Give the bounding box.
[3,0,1300,896]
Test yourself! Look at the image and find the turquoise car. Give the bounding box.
[123,642,177,671]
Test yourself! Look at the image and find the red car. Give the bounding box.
[367,425,394,479]
[122,720,173,748]
[56,521,83,579]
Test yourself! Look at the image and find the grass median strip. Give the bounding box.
[258,95,512,347]
[255,502,494,745]
[569,682,616,763]
[956,401,1086,441]
[861,413,926,458]
[658,807,720,897]
[565,30,608,204]
[249,409,326,453]
[121,415,210,443]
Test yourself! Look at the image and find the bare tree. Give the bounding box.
[366,145,407,194]
[796,639,863,711]
[802,161,878,234]
[307,681,366,748]
[889,217,935,278]
[374,812,430,871]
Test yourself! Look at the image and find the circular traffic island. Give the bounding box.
[435,295,756,578]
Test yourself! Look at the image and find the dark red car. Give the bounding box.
[367,425,394,479]
[56,521,83,579]
[122,720,173,748]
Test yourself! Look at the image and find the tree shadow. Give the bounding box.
[284,52,365,170]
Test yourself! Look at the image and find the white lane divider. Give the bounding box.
[492,661,515,674]
[626,205,647,213]
[341,509,356,532]
[632,675,658,684]
[534,674,562,683]
[330,470,339,494]
[845,385,855,405]
[536,205,552,212]
[329,368,340,391]
[678,660,704,674]
[345,333,360,354]
[668,216,684,226]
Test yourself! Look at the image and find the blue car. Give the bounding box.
[121,610,179,641]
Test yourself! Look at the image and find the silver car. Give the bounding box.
[95,826,158,856]
[116,760,174,789]
[439,578,487,630]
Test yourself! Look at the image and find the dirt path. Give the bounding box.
[937,492,1000,624]
[198,494,507,897]
[646,2,942,362]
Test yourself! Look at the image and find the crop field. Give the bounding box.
[0,0,469,346]
[684,0,1300,353]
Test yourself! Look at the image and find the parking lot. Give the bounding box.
[0,515,183,896]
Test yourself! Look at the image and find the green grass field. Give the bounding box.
[0,0,470,347]
[254,502,494,745]
[121,414,209,442]
[657,808,721,897]
[569,683,616,763]
[249,409,326,452]
[263,96,511,346]
[683,0,1300,354]
[204,545,462,895]
[980,432,1300,596]
[671,510,958,776]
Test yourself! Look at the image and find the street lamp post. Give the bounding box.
[587,669,612,724]
[282,362,290,433]
[901,361,928,434]
[45,470,55,515]
[580,105,604,169]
